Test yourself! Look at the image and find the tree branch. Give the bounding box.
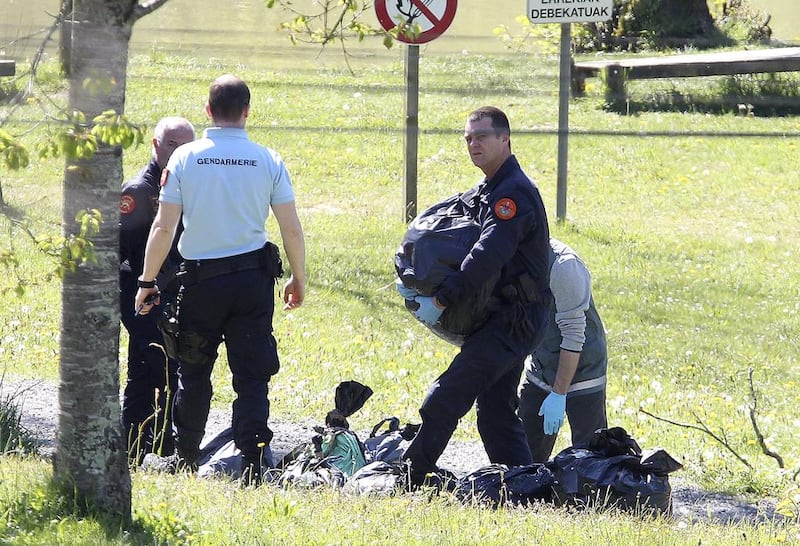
[638,407,752,468]
[2,7,66,108]
[747,368,784,468]
[641,367,793,475]
[320,4,351,46]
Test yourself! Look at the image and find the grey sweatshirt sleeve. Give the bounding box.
[549,253,592,352]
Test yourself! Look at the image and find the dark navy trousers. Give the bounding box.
[120,269,178,460]
[403,307,547,478]
[172,266,279,462]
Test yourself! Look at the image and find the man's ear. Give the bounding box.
[205,103,213,118]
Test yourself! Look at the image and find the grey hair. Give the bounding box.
[153,116,196,143]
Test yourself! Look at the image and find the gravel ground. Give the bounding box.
[1,376,782,525]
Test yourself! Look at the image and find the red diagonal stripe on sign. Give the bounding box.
[409,0,441,25]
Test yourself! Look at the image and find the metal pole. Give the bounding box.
[556,23,571,222]
[404,44,420,223]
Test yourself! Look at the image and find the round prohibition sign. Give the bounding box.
[375,0,458,44]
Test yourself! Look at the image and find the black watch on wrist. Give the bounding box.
[137,278,156,289]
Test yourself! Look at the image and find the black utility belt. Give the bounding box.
[178,243,282,285]
[183,250,261,273]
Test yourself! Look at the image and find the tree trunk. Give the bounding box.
[639,0,715,38]
[58,0,73,76]
[659,0,714,35]
[54,0,136,518]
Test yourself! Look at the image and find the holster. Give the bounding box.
[487,272,548,341]
[156,301,211,366]
[260,241,284,280]
[157,302,180,361]
[177,330,211,366]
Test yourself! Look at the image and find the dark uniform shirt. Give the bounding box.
[435,155,551,312]
[119,158,182,290]
[119,158,183,462]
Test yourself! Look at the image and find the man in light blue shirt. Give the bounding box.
[136,74,306,486]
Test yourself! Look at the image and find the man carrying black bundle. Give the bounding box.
[397,106,552,489]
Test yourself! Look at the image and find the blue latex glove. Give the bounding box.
[538,392,567,435]
[395,279,418,300]
[412,296,444,325]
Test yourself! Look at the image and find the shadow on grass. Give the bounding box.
[0,380,180,544]
[0,469,163,544]
[606,92,800,117]
[0,199,30,224]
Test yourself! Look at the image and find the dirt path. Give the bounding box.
[1,376,781,525]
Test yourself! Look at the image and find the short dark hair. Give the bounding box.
[468,106,511,136]
[208,74,250,122]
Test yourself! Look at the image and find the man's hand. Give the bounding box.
[395,279,418,300]
[412,296,444,325]
[134,287,160,316]
[283,275,305,310]
[538,392,567,435]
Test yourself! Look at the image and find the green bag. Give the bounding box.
[321,427,366,477]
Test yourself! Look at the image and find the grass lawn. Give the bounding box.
[0,42,799,543]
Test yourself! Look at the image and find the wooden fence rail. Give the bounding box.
[572,47,800,102]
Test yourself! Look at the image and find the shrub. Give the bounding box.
[572,0,770,52]
[0,384,37,454]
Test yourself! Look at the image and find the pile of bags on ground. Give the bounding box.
[196,381,682,516]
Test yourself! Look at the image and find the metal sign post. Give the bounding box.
[556,24,571,222]
[375,0,458,222]
[527,0,612,222]
[404,45,420,223]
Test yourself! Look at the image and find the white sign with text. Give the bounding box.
[527,0,613,24]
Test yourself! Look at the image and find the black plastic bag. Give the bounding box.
[551,427,682,515]
[343,460,409,496]
[276,454,347,489]
[454,463,555,507]
[325,380,374,428]
[395,191,499,346]
[362,417,419,464]
[196,427,274,479]
[582,425,643,456]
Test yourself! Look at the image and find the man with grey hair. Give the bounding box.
[119,116,195,465]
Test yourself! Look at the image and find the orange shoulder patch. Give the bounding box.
[494,198,517,220]
[120,195,135,214]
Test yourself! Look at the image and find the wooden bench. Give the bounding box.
[572,47,800,101]
[0,60,15,77]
